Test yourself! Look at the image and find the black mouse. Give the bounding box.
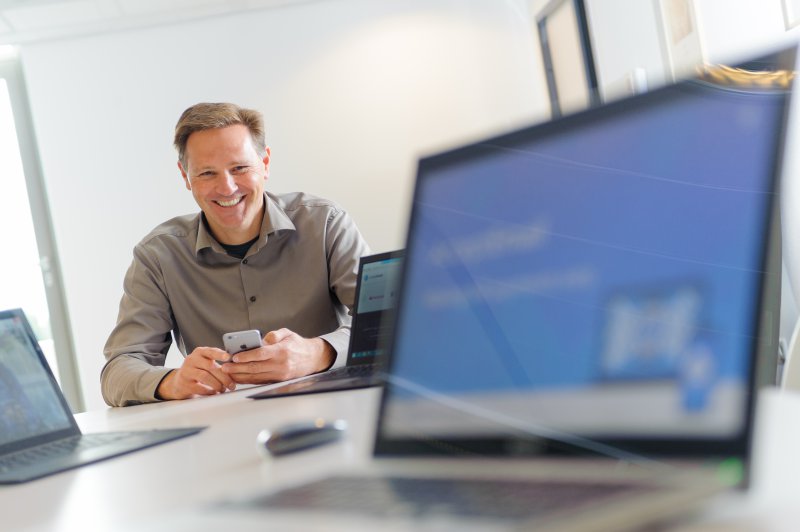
[257,418,347,456]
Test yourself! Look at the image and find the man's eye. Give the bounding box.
[232,166,248,174]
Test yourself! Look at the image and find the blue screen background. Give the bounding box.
[390,82,785,398]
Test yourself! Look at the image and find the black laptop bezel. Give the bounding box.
[0,308,82,457]
[346,249,405,367]
[246,250,404,400]
[373,48,796,463]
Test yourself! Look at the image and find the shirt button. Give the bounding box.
[243,259,248,264]
[250,296,257,302]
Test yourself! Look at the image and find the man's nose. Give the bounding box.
[217,171,237,194]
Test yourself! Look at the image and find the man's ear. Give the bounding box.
[263,146,271,180]
[178,161,191,191]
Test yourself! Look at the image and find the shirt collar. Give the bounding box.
[195,192,296,256]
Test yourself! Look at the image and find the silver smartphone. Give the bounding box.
[222,329,263,355]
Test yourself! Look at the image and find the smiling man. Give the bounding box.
[101,103,370,406]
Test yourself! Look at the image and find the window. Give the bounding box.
[0,48,84,412]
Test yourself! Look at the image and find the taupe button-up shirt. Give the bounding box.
[101,191,370,406]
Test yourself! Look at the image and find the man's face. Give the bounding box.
[179,124,270,245]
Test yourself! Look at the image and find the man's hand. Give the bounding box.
[222,328,335,384]
[156,347,237,400]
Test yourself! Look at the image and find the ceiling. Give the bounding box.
[0,0,313,45]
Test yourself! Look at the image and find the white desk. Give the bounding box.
[3,385,800,531]
[1,385,382,532]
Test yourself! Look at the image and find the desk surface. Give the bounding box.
[3,385,800,531]
[2,384,382,532]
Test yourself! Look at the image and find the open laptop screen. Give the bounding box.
[0,310,74,448]
[380,54,794,455]
[348,251,403,363]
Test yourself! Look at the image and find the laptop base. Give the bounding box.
[0,427,204,484]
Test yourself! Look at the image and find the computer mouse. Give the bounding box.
[257,418,347,457]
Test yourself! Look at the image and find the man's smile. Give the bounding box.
[215,195,245,207]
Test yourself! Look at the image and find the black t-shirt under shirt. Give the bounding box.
[220,236,258,260]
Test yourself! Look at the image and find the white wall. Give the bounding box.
[693,0,787,64]
[584,0,790,100]
[584,0,667,101]
[20,0,549,411]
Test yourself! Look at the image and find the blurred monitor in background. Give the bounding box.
[380,47,797,457]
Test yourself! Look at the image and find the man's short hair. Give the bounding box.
[174,102,267,167]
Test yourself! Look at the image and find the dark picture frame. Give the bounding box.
[536,0,600,118]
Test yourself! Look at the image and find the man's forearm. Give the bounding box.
[101,354,173,407]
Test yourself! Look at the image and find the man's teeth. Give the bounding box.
[217,197,243,207]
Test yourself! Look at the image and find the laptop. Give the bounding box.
[139,47,796,530]
[248,250,403,399]
[0,308,204,484]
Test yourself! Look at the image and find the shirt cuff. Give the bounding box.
[319,328,350,370]
[153,370,175,401]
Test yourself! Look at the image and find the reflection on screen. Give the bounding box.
[384,78,789,440]
[358,258,403,314]
[351,257,403,360]
[0,316,72,446]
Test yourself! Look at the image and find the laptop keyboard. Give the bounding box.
[0,433,140,472]
[247,475,651,521]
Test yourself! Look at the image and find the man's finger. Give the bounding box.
[187,380,220,396]
[207,364,237,391]
[227,370,281,385]
[195,347,229,362]
[230,345,271,363]
[224,357,291,381]
[264,328,294,345]
[183,368,227,393]
[185,359,236,392]
[225,361,275,376]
